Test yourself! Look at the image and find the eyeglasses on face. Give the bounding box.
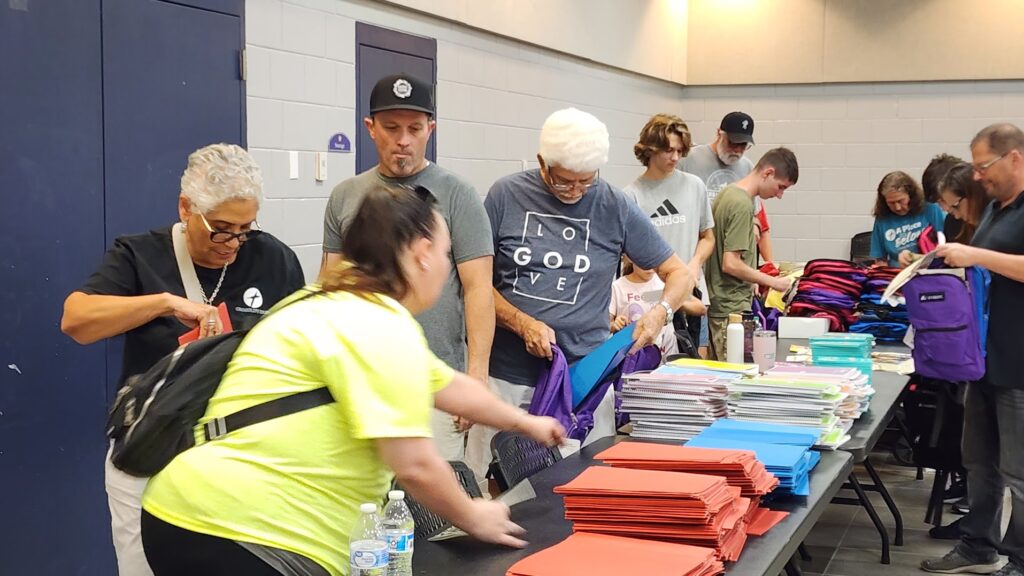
[543,164,600,192]
[196,212,262,244]
[972,152,1008,174]
[948,196,964,211]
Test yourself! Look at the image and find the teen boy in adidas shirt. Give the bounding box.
[624,114,714,349]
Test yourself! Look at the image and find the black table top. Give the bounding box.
[777,339,910,463]
[414,437,854,576]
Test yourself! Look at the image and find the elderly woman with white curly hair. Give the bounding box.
[466,108,694,476]
[61,143,304,576]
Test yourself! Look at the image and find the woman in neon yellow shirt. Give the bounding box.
[140,185,565,576]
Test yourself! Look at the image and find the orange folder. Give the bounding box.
[505,532,724,576]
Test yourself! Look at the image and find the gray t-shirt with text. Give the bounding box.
[323,163,493,371]
[486,169,673,386]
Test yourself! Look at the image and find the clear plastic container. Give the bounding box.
[382,490,415,576]
[350,503,389,576]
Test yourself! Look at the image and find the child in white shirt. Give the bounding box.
[610,256,704,357]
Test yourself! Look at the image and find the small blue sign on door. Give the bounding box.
[328,133,352,153]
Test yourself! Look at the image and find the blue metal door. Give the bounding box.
[0,1,244,572]
[1,1,109,574]
[355,22,437,174]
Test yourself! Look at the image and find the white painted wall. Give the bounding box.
[246,0,1024,278]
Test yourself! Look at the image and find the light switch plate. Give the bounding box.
[289,151,299,180]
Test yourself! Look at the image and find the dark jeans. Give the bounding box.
[956,382,1024,566]
[141,509,281,575]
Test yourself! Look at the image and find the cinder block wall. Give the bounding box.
[246,0,1024,278]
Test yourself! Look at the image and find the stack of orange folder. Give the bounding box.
[553,466,750,561]
[506,532,724,576]
[595,442,790,538]
[595,442,779,497]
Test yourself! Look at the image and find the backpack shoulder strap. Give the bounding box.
[172,222,204,303]
[197,387,334,444]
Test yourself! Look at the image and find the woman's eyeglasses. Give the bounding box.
[197,213,262,244]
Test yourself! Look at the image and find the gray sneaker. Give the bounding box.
[920,549,1003,574]
[991,562,1024,576]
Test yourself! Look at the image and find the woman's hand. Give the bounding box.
[166,295,222,338]
[513,414,567,447]
[898,250,918,268]
[460,500,527,548]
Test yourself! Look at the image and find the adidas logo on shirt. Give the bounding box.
[649,199,687,226]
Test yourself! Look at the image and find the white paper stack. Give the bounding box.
[622,368,737,442]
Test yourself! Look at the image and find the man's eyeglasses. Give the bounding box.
[973,153,1007,174]
[197,213,262,244]
[544,167,600,192]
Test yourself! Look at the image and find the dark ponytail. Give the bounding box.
[321,185,438,302]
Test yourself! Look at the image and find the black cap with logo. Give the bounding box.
[720,111,755,144]
[369,73,435,116]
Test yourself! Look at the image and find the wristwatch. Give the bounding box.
[658,300,673,326]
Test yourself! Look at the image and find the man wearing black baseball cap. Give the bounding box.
[321,73,495,463]
[686,110,773,255]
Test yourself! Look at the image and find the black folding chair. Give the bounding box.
[395,461,482,540]
[850,231,874,264]
[488,431,562,492]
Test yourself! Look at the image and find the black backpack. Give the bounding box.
[106,291,333,477]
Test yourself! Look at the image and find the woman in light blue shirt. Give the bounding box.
[870,171,945,267]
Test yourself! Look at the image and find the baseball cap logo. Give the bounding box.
[392,78,413,99]
[742,120,749,130]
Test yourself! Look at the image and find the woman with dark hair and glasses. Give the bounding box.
[869,170,945,267]
[938,162,990,244]
[139,185,565,576]
[61,143,305,576]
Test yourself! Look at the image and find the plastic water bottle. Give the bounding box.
[350,503,389,576]
[382,490,415,576]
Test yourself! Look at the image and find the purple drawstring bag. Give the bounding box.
[528,344,661,442]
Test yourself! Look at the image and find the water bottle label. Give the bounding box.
[351,548,388,569]
[387,532,414,554]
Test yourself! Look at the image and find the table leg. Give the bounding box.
[848,472,891,564]
[784,555,804,576]
[798,542,812,561]
[863,458,904,546]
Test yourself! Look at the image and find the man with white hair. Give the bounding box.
[466,108,694,475]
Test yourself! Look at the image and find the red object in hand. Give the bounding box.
[759,262,780,277]
[178,302,233,345]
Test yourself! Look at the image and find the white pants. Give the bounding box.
[430,407,467,461]
[105,446,154,576]
[464,376,616,481]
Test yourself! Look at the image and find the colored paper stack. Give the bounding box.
[766,363,875,423]
[620,364,739,442]
[788,259,867,331]
[686,420,821,496]
[554,466,752,561]
[850,265,910,343]
[505,532,724,576]
[810,333,875,390]
[723,375,850,448]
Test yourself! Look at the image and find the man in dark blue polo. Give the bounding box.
[922,123,1024,576]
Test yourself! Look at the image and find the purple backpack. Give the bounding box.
[529,345,660,442]
[903,268,985,382]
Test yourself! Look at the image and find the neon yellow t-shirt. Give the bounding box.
[142,288,453,576]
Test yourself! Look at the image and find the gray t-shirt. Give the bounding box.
[624,170,714,303]
[323,163,493,371]
[680,144,754,204]
[485,169,674,386]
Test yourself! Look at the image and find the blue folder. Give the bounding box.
[568,323,636,408]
